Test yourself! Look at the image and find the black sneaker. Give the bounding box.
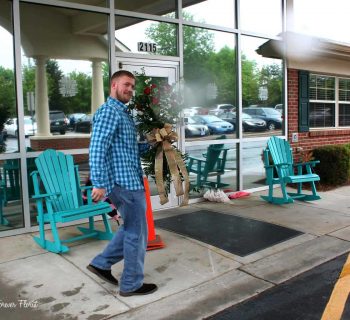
[120,283,158,297]
[87,264,118,285]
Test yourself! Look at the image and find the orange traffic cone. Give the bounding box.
[144,176,165,251]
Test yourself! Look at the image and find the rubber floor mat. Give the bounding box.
[155,210,303,257]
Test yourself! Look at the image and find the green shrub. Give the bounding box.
[313,145,350,186]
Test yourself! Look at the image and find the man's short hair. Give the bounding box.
[110,70,135,83]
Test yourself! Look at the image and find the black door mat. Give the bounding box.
[155,210,303,257]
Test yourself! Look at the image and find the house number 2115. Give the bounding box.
[137,42,157,53]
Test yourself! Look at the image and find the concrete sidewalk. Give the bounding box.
[1,186,350,320]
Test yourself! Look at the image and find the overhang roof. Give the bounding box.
[0,0,204,61]
[257,32,350,62]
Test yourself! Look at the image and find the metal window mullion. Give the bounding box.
[109,0,115,74]
[178,0,185,155]
[236,0,243,191]
[13,0,31,232]
[335,77,339,127]
[282,0,288,138]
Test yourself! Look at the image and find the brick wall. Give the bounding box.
[287,68,350,158]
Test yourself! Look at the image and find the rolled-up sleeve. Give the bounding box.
[89,106,120,189]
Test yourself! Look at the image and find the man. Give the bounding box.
[87,70,157,297]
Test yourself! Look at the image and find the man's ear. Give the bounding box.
[111,80,117,90]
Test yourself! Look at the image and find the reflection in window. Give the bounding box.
[309,103,335,128]
[116,16,177,56]
[309,74,335,100]
[309,74,350,128]
[339,78,350,101]
[183,0,235,28]
[0,2,17,154]
[186,143,237,198]
[20,3,109,151]
[242,141,266,190]
[240,0,282,35]
[339,104,350,126]
[241,36,283,137]
[0,158,24,230]
[60,0,107,7]
[115,0,176,17]
[183,26,236,141]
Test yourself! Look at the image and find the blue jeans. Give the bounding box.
[90,184,147,292]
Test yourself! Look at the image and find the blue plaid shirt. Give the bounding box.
[89,97,147,193]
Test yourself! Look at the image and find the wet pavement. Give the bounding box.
[0,185,350,319]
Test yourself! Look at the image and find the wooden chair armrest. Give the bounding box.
[294,160,320,167]
[81,186,93,204]
[32,192,61,200]
[274,162,290,167]
[80,186,93,191]
[188,156,205,162]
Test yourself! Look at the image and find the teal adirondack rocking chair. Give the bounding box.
[0,160,23,226]
[261,136,321,204]
[0,173,9,225]
[187,143,230,189]
[31,149,113,253]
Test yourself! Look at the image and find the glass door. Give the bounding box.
[118,58,179,210]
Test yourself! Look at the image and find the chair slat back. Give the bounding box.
[203,144,225,178]
[35,149,80,212]
[267,137,294,177]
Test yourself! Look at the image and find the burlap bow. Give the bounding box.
[146,123,189,206]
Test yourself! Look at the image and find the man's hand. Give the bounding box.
[91,187,106,202]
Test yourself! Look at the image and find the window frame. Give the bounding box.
[309,73,350,129]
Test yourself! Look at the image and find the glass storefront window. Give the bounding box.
[186,143,237,198]
[115,0,176,17]
[183,26,236,141]
[242,141,266,190]
[241,36,283,137]
[116,16,178,56]
[240,0,282,35]
[183,0,235,28]
[0,2,17,154]
[0,158,24,231]
[20,3,109,152]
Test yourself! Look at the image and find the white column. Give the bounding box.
[91,59,105,114]
[34,56,51,136]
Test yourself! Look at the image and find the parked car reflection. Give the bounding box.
[184,117,210,137]
[75,114,92,133]
[192,115,234,134]
[5,116,37,137]
[309,107,333,127]
[49,110,68,135]
[208,103,235,116]
[183,106,208,117]
[244,107,282,130]
[68,113,86,130]
[219,112,267,132]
